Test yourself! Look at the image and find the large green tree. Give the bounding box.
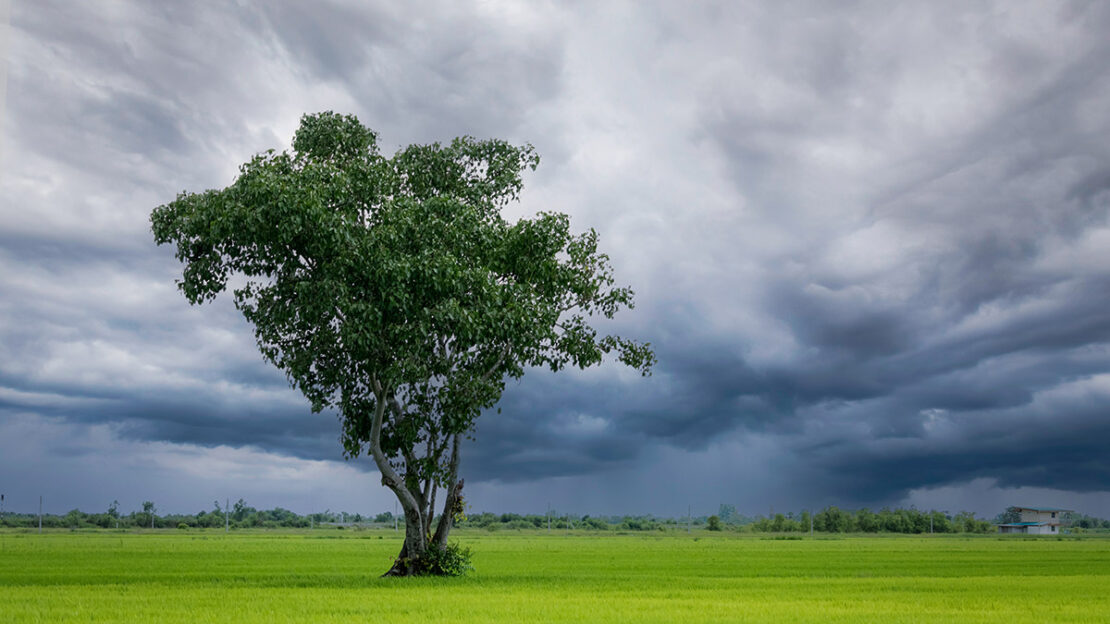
[151,112,654,576]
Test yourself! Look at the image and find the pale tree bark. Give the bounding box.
[369,380,427,576]
[371,382,466,576]
[433,433,463,549]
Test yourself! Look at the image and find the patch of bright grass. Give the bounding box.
[1,530,1107,622]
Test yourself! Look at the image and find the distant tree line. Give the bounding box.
[2,501,1105,534]
[1062,512,1110,531]
[456,512,680,531]
[990,507,1110,531]
[743,506,995,534]
[439,507,1003,534]
[0,499,387,530]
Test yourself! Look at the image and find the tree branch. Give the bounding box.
[368,379,425,555]
[433,433,463,549]
[479,344,511,383]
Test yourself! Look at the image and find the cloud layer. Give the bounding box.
[2,0,1109,517]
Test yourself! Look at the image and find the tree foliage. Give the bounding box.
[151,112,654,575]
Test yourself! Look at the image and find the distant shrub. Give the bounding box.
[582,517,610,530]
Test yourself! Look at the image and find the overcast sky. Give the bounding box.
[2,0,1109,520]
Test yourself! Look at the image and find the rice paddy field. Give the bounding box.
[1,529,1108,623]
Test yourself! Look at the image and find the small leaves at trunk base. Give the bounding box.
[412,542,473,577]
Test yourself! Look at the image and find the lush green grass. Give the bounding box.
[1,530,1107,622]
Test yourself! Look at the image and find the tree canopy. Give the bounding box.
[151,111,654,575]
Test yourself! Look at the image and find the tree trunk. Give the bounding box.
[381,505,428,576]
[381,482,465,576]
[381,434,464,576]
[371,384,469,576]
[432,433,463,549]
[368,384,427,576]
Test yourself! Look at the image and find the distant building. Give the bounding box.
[997,506,1073,534]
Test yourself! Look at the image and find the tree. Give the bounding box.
[928,510,951,533]
[718,504,737,524]
[107,500,120,529]
[63,508,85,528]
[151,112,654,576]
[855,508,878,533]
[233,498,248,522]
[815,506,850,532]
[141,501,156,529]
[997,506,1022,525]
[706,515,723,531]
[799,510,812,533]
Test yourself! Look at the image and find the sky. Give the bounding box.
[2,0,1109,520]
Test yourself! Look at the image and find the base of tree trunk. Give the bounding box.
[379,556,443,577]
[382,542,419,577]
[381,561,415,577]
[380,543,429,578]
[380,539,471,577]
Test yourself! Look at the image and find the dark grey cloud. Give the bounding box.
[798,390,1110,505]
[3,0,1110,517]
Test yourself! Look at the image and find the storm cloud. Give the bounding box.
[2,0,1110,518]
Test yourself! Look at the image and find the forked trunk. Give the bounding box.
[376,428,465,576]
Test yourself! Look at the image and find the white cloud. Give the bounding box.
[0,412,388,515]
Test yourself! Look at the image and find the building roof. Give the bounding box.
[1012,506,1073,512]
[997,522,1049,527]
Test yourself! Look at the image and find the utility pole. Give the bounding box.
[225,498,229,532]
[809,510,813,536]
[39,496,43,533]
[687,504,691,533]
[547,503,551,532]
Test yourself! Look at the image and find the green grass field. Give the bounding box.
[1,530,1107,623]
